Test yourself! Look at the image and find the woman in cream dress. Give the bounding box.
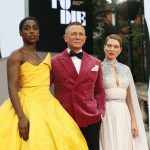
[100,34,148,150]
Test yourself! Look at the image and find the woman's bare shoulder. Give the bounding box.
[7,48,24,64]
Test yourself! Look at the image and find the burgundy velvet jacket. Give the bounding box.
[51,49,105,127]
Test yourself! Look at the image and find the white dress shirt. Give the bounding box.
[67,48,82,74]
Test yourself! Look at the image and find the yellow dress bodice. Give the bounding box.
[20,53,50,88]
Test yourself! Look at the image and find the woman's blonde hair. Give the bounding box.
[104,34,122,47]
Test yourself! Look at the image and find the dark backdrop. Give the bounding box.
[29,0,93,54]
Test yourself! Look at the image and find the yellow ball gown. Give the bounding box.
[0,53,88,150]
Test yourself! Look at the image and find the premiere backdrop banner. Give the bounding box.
[0,0,25,58]
[144,0,150,129]
[29,0,93,54]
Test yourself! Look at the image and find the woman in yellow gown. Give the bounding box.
[0,16,88,150]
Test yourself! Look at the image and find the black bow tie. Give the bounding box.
[69,51,83,59]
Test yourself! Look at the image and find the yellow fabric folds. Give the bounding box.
[0,53,88,150]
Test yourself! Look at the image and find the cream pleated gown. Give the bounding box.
[100,59,148,150]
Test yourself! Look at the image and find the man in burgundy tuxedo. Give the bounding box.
[51,22,105,150]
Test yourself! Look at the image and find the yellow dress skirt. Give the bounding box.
[0,53,88,150]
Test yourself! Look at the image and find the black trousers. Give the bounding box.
[80,122,101,150]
